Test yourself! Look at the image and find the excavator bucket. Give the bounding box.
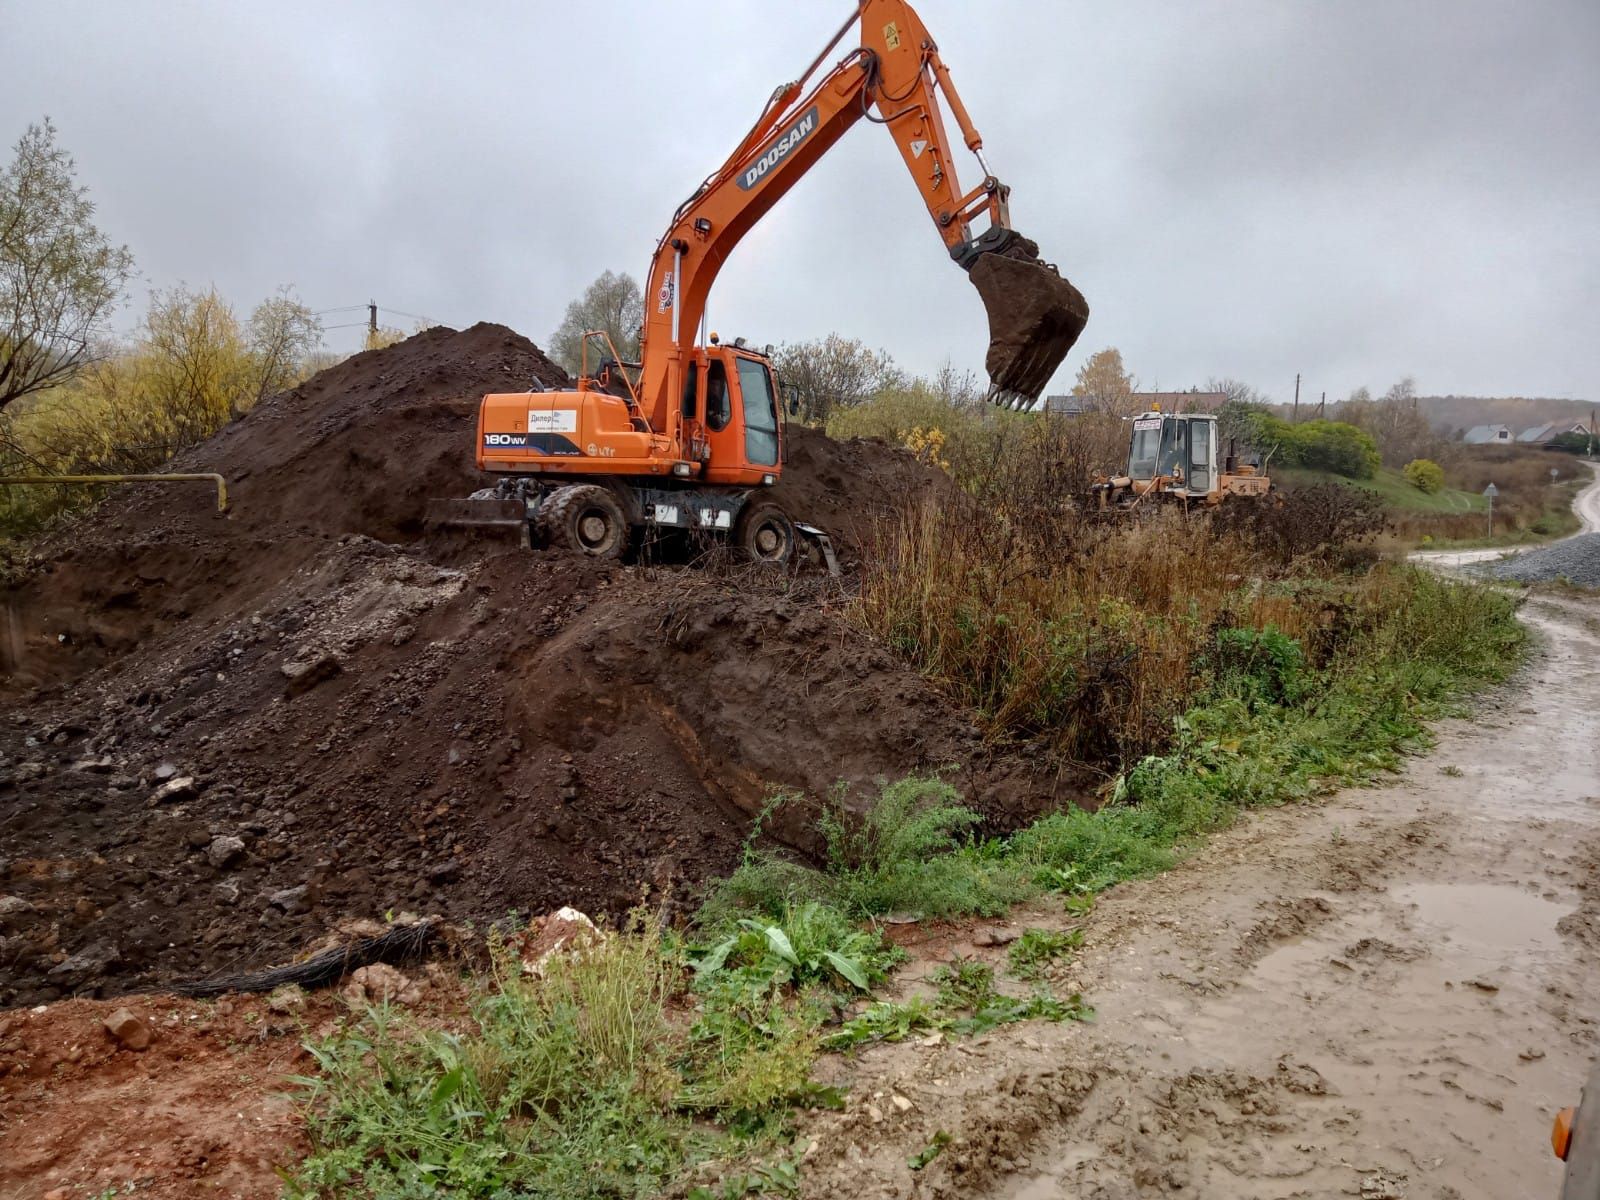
[969,240,1089,411]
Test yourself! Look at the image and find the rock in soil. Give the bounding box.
[101,1007,152,1050]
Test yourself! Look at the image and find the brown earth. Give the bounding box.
[0,325,1086,1006]
[0,991,325,1200]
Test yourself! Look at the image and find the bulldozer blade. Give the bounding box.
[422,498,531,549]
[969,243,1089,409]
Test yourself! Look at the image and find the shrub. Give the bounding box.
[1200,624,1305,708]
[1285,419,1381,479]
[1213,483,1386,567]
[1403,458,1445,494]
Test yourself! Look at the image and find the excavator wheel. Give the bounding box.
[735,503,795,565]
[540,484,629,560]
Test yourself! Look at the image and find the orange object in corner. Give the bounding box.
[1555,1106,1576,1160]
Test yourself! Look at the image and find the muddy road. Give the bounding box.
[801,562,1600,1195]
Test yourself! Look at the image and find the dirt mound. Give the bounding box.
[767,424,947,558]
[0,327,1083,1004]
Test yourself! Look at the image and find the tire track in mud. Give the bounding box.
[796,597,1600,1199]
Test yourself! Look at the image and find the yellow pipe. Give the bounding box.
[0,473,229,512]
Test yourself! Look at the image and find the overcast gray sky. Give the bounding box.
[3,0,1596,403]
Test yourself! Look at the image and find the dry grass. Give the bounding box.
[853,496,1337,766]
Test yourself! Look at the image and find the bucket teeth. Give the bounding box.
[982,385,1037,411]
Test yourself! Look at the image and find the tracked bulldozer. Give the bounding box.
[432,0,1088,562]
[1093,409,1273,511]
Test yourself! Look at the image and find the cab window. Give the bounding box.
[706,361,731,431]
[1128,417,1161,479]
[681,362,699,421]
[735,358,779,466]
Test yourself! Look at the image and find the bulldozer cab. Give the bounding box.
[1127,411,1217,498]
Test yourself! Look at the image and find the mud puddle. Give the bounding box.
[1394,881,1568,955]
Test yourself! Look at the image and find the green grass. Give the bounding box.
[287,917,706,1200]
[1277,464,1486,513]
[697,779,1034,929]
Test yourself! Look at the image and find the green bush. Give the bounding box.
[1285,419,1381,479]
[1200,624,1305,708]
[1403,458,1445,494]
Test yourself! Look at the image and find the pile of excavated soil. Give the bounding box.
[0,325,1084,1005]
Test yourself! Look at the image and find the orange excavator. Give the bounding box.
[445,0,1088,563]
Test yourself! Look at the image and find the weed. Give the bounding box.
[1441,764,1464,777]
[687,1151,803,1198]
[822,962,1092,1052]
[700,779,1032,928]
[909,1131,953,1170]
[692,902,897,994]
[821,997,943,1051]
[1008,928,1084,979]
[288,916,705,1199]
[932,958,997,1010]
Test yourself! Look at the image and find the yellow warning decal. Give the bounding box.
[884,21,901,50]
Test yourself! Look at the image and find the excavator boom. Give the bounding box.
[433,1,1090,565]
[639,0,1087,426]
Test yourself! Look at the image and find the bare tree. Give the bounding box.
[772,334,902,424]
[550,270,643,374]
[0,119,135,413]
[931,357,983,407]
[247,287,323,414]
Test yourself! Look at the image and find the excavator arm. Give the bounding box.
[638,0,1087,436]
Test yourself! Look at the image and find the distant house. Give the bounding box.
[1041,390,1228,416]
[1517,421,1589,445]
[1042,394,1088,416]
[1463,424,1512,445]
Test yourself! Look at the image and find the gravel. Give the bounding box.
[1481,533,1600,587]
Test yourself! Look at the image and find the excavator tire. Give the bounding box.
[735,502,795,565]
[540,484,629,560]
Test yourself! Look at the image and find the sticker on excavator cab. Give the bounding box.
[1133,417,1162,431]
[527,409,578,434]
[883,21,901,49]
[738,105,819,190]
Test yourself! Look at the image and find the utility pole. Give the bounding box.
[1292,373,1301,422]
[1319,390,1326,418]
[368,301,379,343]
